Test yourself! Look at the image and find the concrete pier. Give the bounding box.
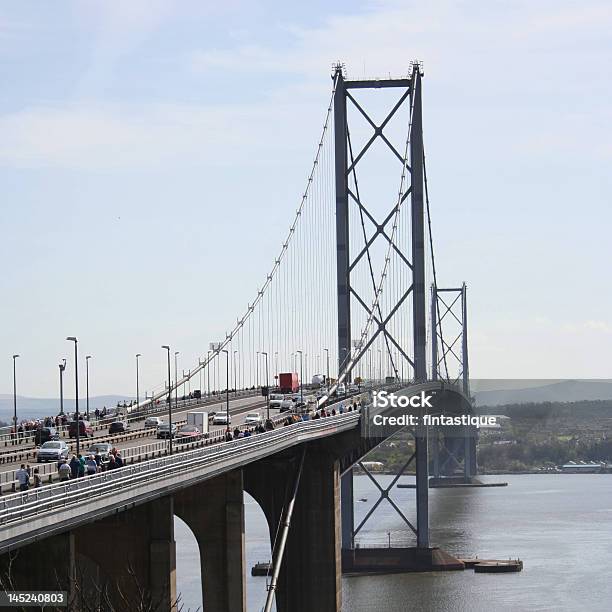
[174,470,246,612]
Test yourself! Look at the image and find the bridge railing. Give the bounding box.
[0,390,261,452]
[0,408,362,526]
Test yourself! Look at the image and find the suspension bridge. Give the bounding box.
[0,62,482,612]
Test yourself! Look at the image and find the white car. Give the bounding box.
[213,413,231,425]
[145,416,163,429]
[244,412,262,425]
[269,394,284,409]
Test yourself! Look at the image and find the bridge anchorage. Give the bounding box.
[0,61,483,612]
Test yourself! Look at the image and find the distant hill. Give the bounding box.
[0,395,131,424]
[473,380,612,407]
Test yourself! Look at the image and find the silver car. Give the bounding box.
[37,440,69,463]
[87,443,113,461]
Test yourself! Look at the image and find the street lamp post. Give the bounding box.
[162,346,173,455]
[136,354,141,408]
[174,351,179,404]
[221,350,229,429]
[296,350,304,404]
[12,354,19,437]
[323,348,330,392]
[59,359,66,416]
[207,350,211,396]
[66,337,80,455]
[233,350,238,393]
[261,352,270,420]
[85,355,92,419]
[256,351,260,389]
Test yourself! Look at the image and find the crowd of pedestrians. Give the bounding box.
[58,448,124,480]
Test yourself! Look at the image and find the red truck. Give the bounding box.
[278,372,299,394]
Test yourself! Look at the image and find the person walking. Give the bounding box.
[58,460,71,482]
[85,455,97,476]
[77,454,86,478]
[15,464,29,492]
[69,455,79,479]
[33,468,43,488]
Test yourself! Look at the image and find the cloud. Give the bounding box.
[584,320,612,334]
[1,0,611,170]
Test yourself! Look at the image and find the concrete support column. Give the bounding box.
[74,495,176,612]
[276,450,342,612]
[245,446,342,612]
[174,469,246,612]
[0,532,75,598]
[341,469,354,550]
[415,423,429,548]
[148,496,177,610]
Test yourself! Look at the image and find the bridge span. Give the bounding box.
[0,382,475,612]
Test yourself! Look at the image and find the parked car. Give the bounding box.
[35,427,59,446]
[144,417,163,429]
[176,425,202,443]
[37,440,69,463]
[244,412,262,425]
[68,420,93,439]
[157,423,178,439]
[213,413,231,425]
[87,443,113,462]
[108,421,129,435]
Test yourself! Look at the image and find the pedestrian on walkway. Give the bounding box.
[69,456,79,479]
[33,467,43,488]
[77,454,86,478]
[15,464,29,492]
[85,455,97,476]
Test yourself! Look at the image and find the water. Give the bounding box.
[176,474,612,611]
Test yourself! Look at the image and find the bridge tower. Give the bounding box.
[430,283,477,479]
[333,61,431,551]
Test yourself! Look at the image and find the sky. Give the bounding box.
[0,0,611,397]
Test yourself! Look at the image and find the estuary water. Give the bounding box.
[175,474,612,612]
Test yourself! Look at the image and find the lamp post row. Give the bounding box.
[9,344,337,444]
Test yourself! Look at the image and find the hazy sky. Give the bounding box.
[1,1,610,397]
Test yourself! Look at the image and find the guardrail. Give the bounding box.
[0,395,366,525]
[0,391,368,495]
[0,409,361,526]
[0,390,260,449]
